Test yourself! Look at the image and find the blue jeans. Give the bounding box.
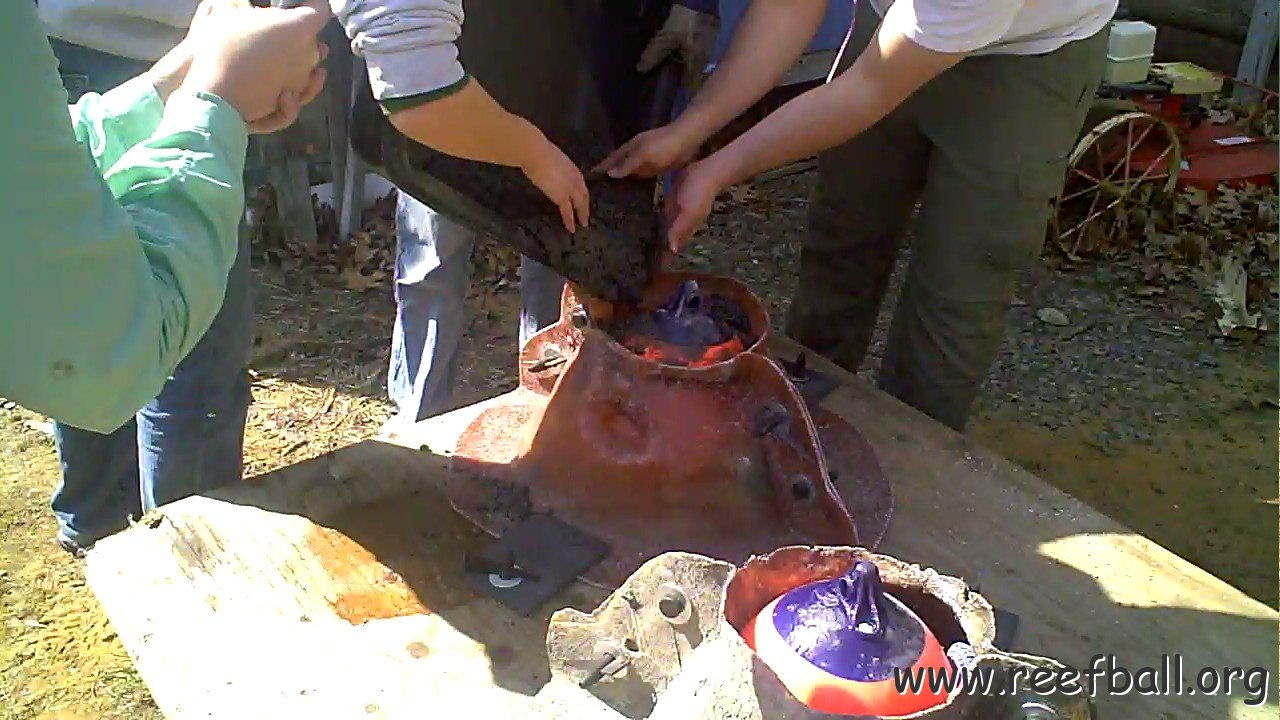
[52,227,254,546]
[49,41,255,547]
[388,191,564,421]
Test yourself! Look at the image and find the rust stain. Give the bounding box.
[406,641,431,659]
[302,490,488,625]
[305,526,431,624]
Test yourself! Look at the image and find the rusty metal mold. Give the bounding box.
[447,272,893,589]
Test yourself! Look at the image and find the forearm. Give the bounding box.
[673,0,826,142]
[388,79,544,168]
[701,74,884,187]
[702,27,964,187]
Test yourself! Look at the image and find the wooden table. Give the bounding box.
[84,338,1279,719]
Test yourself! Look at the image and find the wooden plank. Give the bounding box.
[258,133,318,248]
[768,339,1280,719]
[1234,0,1279,104]
[86,395,586,719]
[83,337,1279,719]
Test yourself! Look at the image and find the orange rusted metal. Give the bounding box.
[446,272,892,589]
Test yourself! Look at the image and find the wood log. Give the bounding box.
[1120,0,1255,44]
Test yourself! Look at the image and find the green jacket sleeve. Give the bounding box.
[68,74,166,178]
[0,2,250,434]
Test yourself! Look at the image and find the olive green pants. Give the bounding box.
[785,0,1108,432]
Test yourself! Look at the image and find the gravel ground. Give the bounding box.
[981,265,1276,434]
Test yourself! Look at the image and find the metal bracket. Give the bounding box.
[778,352,840,412]
[462,513,609,616]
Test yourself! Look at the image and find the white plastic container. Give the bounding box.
[1104,20,1157,85]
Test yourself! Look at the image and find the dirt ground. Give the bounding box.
[1,173,1276,718]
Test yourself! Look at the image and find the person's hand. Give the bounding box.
[242,41,329,134]
[147,2,331,133]
[179,0,331,131]
[144,0,222,102]
[637,4,719,89]
[663,159,727,253]
[519,127,590,233]
[594,123,702,179]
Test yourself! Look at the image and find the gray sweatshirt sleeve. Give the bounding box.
[330,0,469,104]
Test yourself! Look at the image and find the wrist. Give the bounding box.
[178,61,236,116]
[145,65,184,105]
[146,42,193,104]
[670,96,732,146]
[511,116,549,170]
[698,146,746,190]
[670,106,719,149]
[148,75,182,104]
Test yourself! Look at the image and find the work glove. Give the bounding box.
[636,4,720,93]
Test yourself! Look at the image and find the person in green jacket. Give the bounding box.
[0,2,328,433]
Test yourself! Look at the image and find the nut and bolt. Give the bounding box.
[579,642,631,689]
[752,402,788,437]
[579,651,619,688]
[526,348,567,373]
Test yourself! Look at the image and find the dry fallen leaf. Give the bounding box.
[1214,251,1263,335]
[1036,307,1071,327]
[341,266,385,292]
[727,184,759,204]
[352,232,377,266]
[1207,107,1235,125]
[1060,166,1276,338]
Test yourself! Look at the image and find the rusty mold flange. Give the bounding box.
[446,273,894,589]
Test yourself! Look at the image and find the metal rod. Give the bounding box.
[578,653,618,689]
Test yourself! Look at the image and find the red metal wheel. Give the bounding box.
[1051,110,1182,259]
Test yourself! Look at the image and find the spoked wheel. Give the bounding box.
[1052,110,1183,258]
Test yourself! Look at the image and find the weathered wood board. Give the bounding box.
[1233,0,1279,104]
[84,337,1279,719]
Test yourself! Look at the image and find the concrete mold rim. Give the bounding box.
[543,547,1094,719]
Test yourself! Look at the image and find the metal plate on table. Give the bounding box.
[463,513,610,616]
